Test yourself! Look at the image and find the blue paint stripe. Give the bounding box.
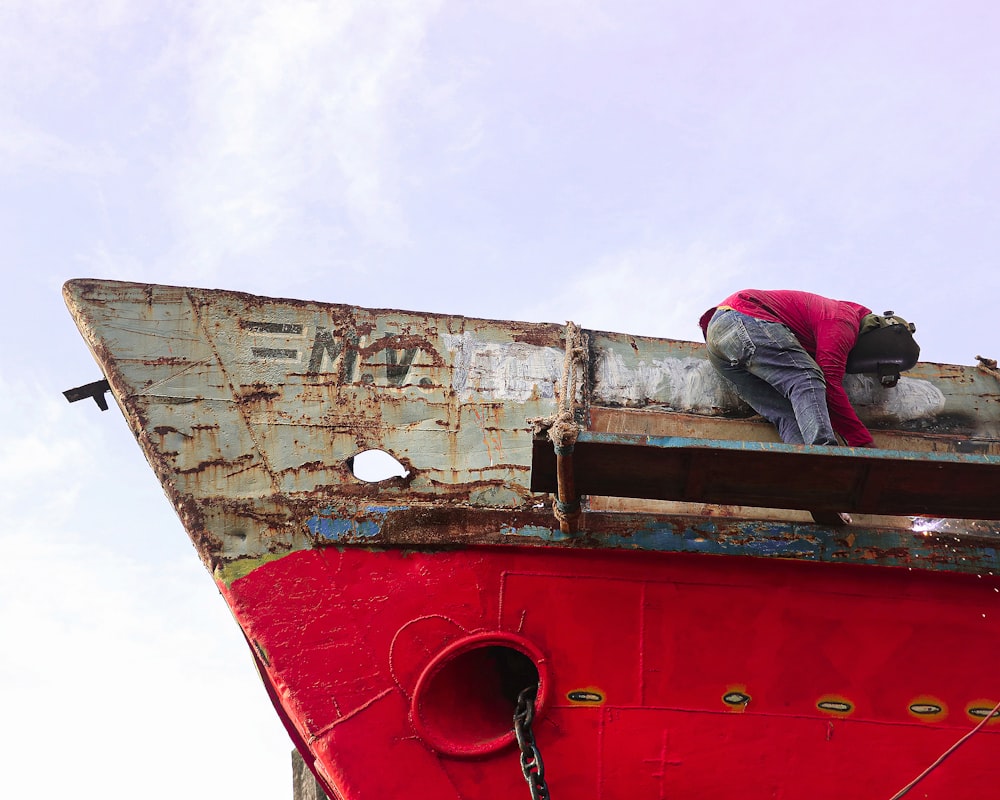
[306,504,409,541]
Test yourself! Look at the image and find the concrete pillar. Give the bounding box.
[292,749,330,800]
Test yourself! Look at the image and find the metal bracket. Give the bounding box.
[63,379,112,411]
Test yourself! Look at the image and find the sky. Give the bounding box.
[3,1,1000,798]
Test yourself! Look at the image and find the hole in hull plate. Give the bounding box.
[349,449,409,482]
[411,632,548,757]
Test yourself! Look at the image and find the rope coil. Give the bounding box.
[530,322,586,533]
[536,321,585,448]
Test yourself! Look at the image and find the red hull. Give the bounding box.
[224,545,1000,799]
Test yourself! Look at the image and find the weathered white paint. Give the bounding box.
[592,349,744,412]
[63,279,1000,569]
[592,348,950,425]
[444,333,563,403]
[844,376,947,421]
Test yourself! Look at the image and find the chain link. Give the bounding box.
[514,686,551,800]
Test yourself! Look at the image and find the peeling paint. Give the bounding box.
[846,375,947,420]
[306,505,399,541]
[593,349,743,411]
[63,278,1000,579]
[214,553,290,585]
[443,332,563,402]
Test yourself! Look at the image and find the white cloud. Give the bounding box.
[0,118,117,177]
[0,0,131,92]
[0,1,134,175]
[521,240,751,341]
[0,530,288,800]
[484,0,615,40]
[163,0,445,282]
[0,372,289,800]
[0,379,96,514]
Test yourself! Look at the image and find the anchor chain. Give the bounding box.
[514,686,551,799]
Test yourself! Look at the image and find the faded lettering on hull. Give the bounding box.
[307,328,359,378]
[243,323,423,387]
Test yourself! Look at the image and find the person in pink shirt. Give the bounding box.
[698,289,919,524]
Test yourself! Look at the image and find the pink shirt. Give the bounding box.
[699,290,873,447]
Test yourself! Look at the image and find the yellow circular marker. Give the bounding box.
[966,699,1000,724]
[566,687,605,705]
[907,696,947,722]
[816,695,854,716]
[722,685,751,712]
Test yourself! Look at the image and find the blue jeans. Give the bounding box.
[705,308,838,445]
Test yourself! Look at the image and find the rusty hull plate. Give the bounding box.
[63,278,1000,577]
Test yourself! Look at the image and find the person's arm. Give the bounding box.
[814,320,875,447]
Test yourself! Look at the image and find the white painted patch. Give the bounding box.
[443,333,563,402]
[592,349,743,412]
[442,334,947,426]
[844,375,946,421]
[591,348,663,405]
